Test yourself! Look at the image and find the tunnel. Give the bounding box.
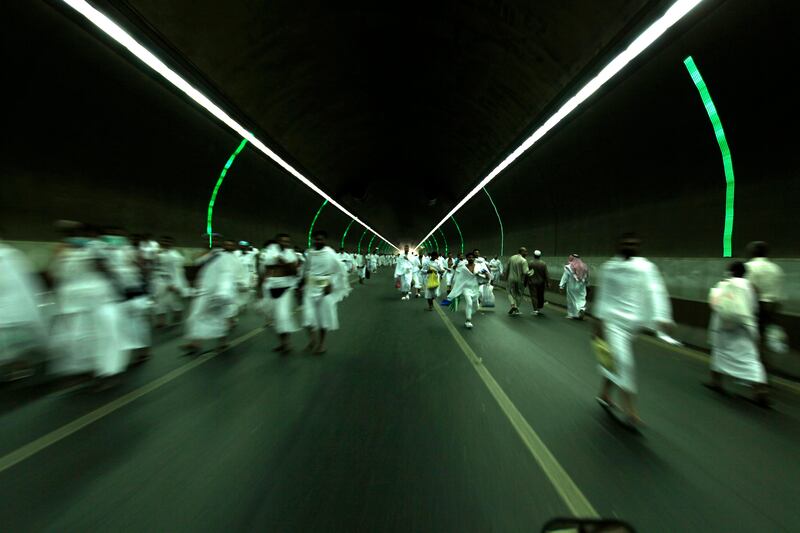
[1,0,799,531]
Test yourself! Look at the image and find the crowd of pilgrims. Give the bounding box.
[0,222,787,427]
[394,237,786,427]
[0,221,396,391]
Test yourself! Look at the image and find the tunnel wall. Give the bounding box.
[436,0,798,316]
[0,0,371,252]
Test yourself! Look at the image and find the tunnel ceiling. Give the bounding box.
[101,0,654,242]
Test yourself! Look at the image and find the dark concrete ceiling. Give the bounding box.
[100,0,654,241]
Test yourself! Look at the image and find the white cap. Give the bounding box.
[534,250,542,257]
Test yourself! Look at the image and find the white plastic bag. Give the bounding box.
[766,325,789,354]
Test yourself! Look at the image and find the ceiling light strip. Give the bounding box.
[683,56,734,258]
[451,216,465,254]
[60,0,398,251]
[438,228,448,255]
[414,0,705,247]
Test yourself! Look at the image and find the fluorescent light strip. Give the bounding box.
[415,0,705,247]
[60,0,399,252]
[683,56,734,258]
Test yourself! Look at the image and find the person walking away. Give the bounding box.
[182,235,240,355]
[303,231,350,354]
[745,241,785,360]
[593,234,673,427]
[505,247,529,317]
[489,256,504,282]
[261,234,300,354]
[560,254,589,319]
[706,261,770,407]
[447,252,491,329]
[526,250,549,316]
[422,251,445,311]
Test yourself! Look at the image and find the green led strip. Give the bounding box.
[438,228,448,254]
[357,229,369,255]
[206,138,248,247]
[483,187,504,257]
[367,233,377,254]
[307,199,328,249]
[451,216,464,254]
[430,234,440,252]
[684,56,734,258]
[340,218,356,249]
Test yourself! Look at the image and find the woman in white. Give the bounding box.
[447,252,492,329]
[421,251,446,311]
[50,228,129,390]
[261,234,301,354]
[706,261,770,406]
[559,254,589,319]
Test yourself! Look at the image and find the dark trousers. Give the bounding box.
[529,282,545,310]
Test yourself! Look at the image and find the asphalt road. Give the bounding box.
[1,271,798,532]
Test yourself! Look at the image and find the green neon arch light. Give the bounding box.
[367,233,377,254]
[684,56,734,258]
[451,216,464,254]
[340,219,356,249]
[307,199,328,249]
[483,188,504,257]
[357,229,369,255]
[206,138,248,248]
[438,228,448,254]
[430,234,440,252]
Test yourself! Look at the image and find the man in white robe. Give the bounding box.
[355,252,367,284]
[49,223,129,390]
[338,248,355,276]
[593,234,673,426]
[182,235,240,354]
[447,252,491,329]
[98,228,153,363]
[560,254,589,319]
[151,236,189,327]
[394,245,420,300]
[304,231,349,354]
[706,261,770,406]
[368,248,379,275]
[489,256,504,281]
[0,241,47,381]
[260,234,301,354]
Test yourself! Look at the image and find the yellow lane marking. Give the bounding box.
[639,335,800,395]
[433,304,598,518]
[0,326,266,475]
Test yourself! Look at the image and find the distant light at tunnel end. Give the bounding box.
[414,0,705,248]
[59,0,399,251]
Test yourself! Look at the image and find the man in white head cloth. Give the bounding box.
[447,251,491,329]
[304,230,350,354]
[260,233,301,354]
